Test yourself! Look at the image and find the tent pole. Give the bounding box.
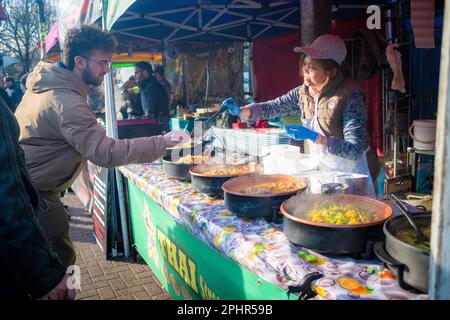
[299,0,331,46]
[102,0,130,259]
[429,0,450,299]
[249,42,255,98]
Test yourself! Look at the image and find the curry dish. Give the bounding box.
[307,204,379,225]
[176,155,210,164]
[240,181,306,195]
[395,227,431,251]
[202,164,258,176]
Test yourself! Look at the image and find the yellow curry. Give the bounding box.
[176,155,210,164]
[307,204,379,225]
[395,228,431,251]
[203,164,257,176]
[240,181,305,195]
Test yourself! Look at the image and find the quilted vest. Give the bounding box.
[299,73,362,140]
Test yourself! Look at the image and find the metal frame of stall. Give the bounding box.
[100,0,449,299]
[100,0,305,262]
[430,0,450,300]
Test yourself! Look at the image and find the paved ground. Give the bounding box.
[63,192,172,300]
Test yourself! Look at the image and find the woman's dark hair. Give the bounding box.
[298,53,341,78]
[64,24,117,71]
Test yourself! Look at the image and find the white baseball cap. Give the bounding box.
[294,34,347,66]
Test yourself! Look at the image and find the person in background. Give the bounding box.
[123,75,143,118]
[0,0,74,300]
[0,76,14,112]
[134,61,170,130]
[154,65,174,116]
[4,76,23,112]
[153,65,172,99]
[15,25,189,267]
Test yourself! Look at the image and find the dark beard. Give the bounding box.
[82,68,104,86]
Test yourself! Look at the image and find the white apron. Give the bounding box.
[302,96,375,196]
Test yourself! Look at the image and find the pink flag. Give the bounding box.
[45,23,59,54]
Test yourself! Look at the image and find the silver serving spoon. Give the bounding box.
[388,193,428,245]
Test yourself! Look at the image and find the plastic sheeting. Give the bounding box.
[168,42,244,107]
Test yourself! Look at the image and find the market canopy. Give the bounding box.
[104,0,386,43]
[104,0,300,42]
[47,0,387,52]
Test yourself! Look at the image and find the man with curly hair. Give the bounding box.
[15,25,188,267]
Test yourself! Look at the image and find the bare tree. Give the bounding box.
[0,0,56,73]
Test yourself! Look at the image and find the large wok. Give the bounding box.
[222,174,308,222]
[280,194,393,257]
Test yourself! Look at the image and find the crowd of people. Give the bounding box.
[0,75,24,113]
[120,62,172,132]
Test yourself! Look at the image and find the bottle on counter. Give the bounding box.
[176,104,183,118]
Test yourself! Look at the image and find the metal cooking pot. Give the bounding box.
[190,163,262,196]
[280,194,393,257]
[162,156,194,181]
[222,174,308,221]
[374,212,431,293]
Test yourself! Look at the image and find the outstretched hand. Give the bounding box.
[163,130,191,148]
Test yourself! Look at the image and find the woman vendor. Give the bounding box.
[222,34,377,194]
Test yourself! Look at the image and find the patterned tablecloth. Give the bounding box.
[119,163,428,300]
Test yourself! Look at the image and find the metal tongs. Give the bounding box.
[388,193,428,245]
[201,104,227,132]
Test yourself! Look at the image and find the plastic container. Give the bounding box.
[292,171,336,194]
[409,120,436,150]
[262,145,319,175]
[232,122,248,129]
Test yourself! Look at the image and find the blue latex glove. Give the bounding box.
[220,97,241,116]
[284,125,318,141]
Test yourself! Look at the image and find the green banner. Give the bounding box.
[104,0,136,31]
[112,62,136,69]
[127,181,296,300]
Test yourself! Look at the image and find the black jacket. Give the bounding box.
[0,96,65,299]
[139,75,169,117]
[6,84,23,112]
[0,88,14,112]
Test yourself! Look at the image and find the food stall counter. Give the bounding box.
[119,163,428,300]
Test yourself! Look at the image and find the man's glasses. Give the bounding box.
[79,56,112,69]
